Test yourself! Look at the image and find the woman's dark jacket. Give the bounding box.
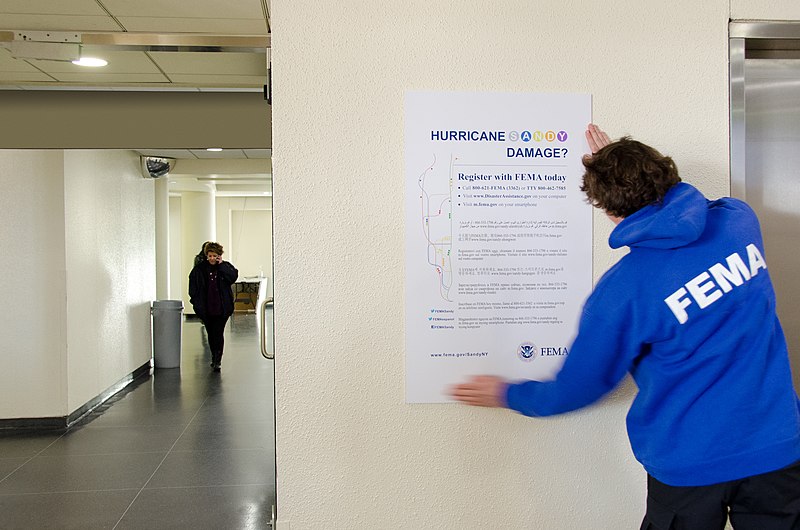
[188,260,239,319]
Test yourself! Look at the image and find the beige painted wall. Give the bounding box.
[0,149,154,419]
[178,190,216,315]
[0,150,67,418]
[169,196,183,301]
[63,150,156,411]
[270,1,757,528]
[216,196,273,279]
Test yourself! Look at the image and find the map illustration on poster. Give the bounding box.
[405,91,593,403]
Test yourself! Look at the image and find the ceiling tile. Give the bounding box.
[243,149,272,159]
[0,71,55,82]
[0,0,107,15]
[100,0,264,19]
[150,51,267,75]
[198,87,263,92]
[29,51,162,74]
[11,85,121,90]
[0,0,270,92]
[190,149,248,159]
[110,86,200,92]
[214,183,271,194]
[138,149,197,158]
[167,74,266,86]
[116,17,268,35]
[0,48,42,73]
[47,72,170,83]
[0,14,121,32]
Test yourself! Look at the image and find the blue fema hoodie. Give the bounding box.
[505,182,800,486]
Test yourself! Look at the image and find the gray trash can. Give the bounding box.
[151,300,183,369]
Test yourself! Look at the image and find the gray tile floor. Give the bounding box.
[0,314,276,529]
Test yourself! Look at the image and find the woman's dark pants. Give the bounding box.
[203,315,229,365]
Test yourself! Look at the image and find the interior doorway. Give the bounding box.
[0,7,277,521]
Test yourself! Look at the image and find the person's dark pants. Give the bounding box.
[203,314,229,364]
[640,460,800,530]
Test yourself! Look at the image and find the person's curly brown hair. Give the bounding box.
[581,137,681,218]
[205,242,224,256]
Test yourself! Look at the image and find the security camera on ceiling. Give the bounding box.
[141,156,176,179]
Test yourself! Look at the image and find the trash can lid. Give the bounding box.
[152,300,184,309]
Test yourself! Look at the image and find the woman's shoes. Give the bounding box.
[210,351,222,371]
[210,356,221,372]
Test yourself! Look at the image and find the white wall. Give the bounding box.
[179,190,216,314]
[63,150,156,412]
[168,195,183,301]
[215,196,273,280]
[0,151,67,418]
[272,1,744,528]
[0,149,154,419]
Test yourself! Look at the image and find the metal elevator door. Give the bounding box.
[731,22,800,388]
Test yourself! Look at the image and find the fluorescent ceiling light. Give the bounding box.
[72,57,107,67]
[206,147,223,152]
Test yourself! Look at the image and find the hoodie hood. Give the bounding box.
[609,182,708,250]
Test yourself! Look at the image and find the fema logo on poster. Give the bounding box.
[518,342,538,362]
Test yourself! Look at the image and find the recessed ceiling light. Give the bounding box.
[206,147,223,152]
[72,57,107,67]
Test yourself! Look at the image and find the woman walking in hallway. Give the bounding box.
[188,241,238,371]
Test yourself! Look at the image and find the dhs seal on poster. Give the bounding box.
[518,342,570,362]
[518,342,538,362]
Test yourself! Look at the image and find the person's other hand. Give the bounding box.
[449,375,509,408]
[585,123,611,154]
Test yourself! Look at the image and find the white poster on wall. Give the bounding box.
[405,91,593,403]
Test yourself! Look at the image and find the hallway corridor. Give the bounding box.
[0,314,276,529]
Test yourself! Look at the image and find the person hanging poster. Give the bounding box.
[405,91,592,403]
